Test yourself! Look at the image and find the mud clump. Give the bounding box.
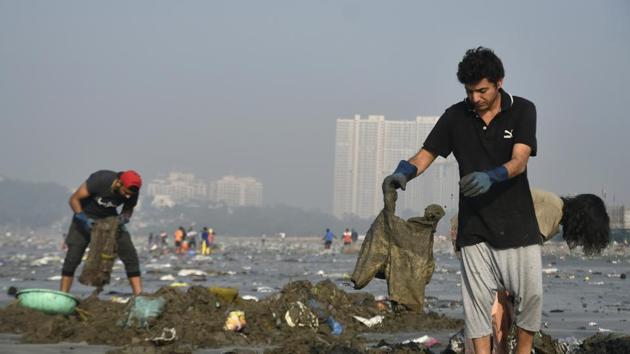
[0,280,461,353]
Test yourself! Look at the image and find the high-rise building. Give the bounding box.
[333,115,458,218]
[213,176,263,207]
[147,172,208,202]
[147,172,263,207]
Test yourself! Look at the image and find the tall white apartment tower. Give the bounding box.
[333,115,458,218]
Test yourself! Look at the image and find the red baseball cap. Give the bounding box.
[119,170,142,190]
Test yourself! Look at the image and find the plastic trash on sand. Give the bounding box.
[169,282,190,288]
[208,287,239,303]
[111,296,130,304]
[120,296,166,328]
[241,295,259,302]
[555,336,582,353]
[177,269,207,277]
[145,327,177,345]
[352,315,384,328]
[284,301,318,330]
[402,335,440,348]
[445,329,466,354]
[224,311,246,331]
[307,299,343,336]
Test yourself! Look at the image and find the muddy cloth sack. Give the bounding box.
[79,216,119,289]
[351,190,444,312]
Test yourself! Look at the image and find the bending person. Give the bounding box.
[60,170,144,295]
[450,187,611,353]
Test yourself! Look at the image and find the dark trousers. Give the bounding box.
[61,220,141,278]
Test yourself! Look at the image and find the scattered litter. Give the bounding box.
[241,295,259,301]
[159,274,175,281]
[145,263,172,270]
[308,299,343,336]
[445,329,466,354]
[208,287,238,303]
[111,296,130,304]
[145,327,177,345]
[177,269,207,277]
[588,321,598,327]
[542,268,558,274]
[256,286,274,293]
[352,315,384,328]
[598,327,612,333]
[47,275,62,281]
[402,335,440,348]
[284,301,318,330]
[223,311,246,332]
[120,296,166,328]
[168,282,190,287]
[31,256,62,267]
[555,336,582,353]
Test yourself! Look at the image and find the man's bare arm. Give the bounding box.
[409,148,438,176]
[69,182,90,214]
[503,143,532,178]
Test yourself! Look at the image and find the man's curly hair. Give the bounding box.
[457,47,505,85]
[561,194,610,256]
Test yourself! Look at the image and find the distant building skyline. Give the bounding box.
[333,115,458,218]
[214,175,263,207]
[147,172,263,207]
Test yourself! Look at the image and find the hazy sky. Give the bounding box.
[1,1,629,211]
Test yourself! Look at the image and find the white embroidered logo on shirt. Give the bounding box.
[504,129,513,139]
[96,197,118,208]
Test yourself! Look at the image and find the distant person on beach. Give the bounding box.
[187,226,197,251]
[201,227,210,255]
[323,228,335,250]
[451,187,611,353]
[208,228,215,247]
[174,226,185,254]
[60,170,143,295]
[159,231,168,246]
[383,47,541,353]
[342,228,352,246]
[351,228,359,243]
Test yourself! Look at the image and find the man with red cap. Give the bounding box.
[60,170,144,295]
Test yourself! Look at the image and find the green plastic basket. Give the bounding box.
[16,288,78,315]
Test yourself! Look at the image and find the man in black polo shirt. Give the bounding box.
[383,47,540,354]
[60,170,144,295]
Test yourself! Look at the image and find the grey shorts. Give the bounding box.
[460,242,542,338]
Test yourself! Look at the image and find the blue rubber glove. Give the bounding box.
[459,166,508,197]
[118,214,131,225]
[74,212,94,233]
[382,160,418,192]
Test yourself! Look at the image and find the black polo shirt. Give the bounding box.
[423,89,541,249]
